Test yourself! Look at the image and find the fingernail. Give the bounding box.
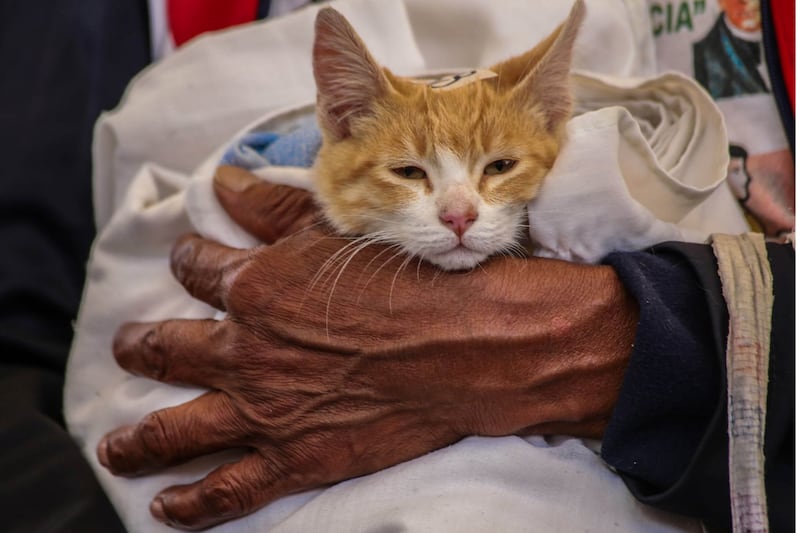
[150,496,168,522]
[214,166,259,192]
[96,438,110,467]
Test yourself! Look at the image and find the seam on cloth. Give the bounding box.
[710,233,773,533]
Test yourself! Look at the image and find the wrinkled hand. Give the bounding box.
[98,166,637,530]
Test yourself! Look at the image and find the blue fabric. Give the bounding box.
[220,131,280,168]
[221,114,322,169]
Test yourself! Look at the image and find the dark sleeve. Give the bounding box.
[600,242,794,532]
[0,1,150,531]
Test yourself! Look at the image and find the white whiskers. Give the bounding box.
[303,228,413,337]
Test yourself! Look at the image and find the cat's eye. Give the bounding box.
[484,159,517,176]
[392,166,428,180]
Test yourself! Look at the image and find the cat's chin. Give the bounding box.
[425,247,489,271]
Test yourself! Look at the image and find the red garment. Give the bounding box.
[168,0,259,47]
[770,0,794,112]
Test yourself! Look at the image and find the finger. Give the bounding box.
[150,452,283,531]
[171,233,252,310]
[214,165,317,244]
[113,319,234,388]
[97,392,246,477]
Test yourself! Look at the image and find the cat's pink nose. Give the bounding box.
[439,210,477,237]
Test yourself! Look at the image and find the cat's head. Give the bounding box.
[312,1,585,270]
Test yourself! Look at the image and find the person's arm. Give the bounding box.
[98,169,793,530]
[97,169,637,530]
[601,241,794,532]
[0,1,150,531]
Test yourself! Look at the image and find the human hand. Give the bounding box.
[97,168,637,530]
[211,165,318,244]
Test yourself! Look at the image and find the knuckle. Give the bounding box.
[102,436,131,472]
[137,412,171,458]
[170,235,198,281]
[142,325,161,353]
[225,261,267,313]
[201,477,250,517]
[141,324,169,381]
[112,323,169,380]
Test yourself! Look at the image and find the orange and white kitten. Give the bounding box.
[285,1,584,271]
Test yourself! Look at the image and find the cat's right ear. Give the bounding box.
[494,0,585,134]
[313,8,388,140]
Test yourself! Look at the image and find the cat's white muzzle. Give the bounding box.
[425,245,489,271]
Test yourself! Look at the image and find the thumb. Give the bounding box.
[213,165,318,244]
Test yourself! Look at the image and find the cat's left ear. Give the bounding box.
[497,0,586,133]
[313,8,389,140]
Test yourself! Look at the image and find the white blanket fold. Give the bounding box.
[530,71,747,263]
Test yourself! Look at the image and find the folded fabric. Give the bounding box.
[220,113,321,169]
[529,71,748,263]
[66,1,741,532]
[220,131,281,168]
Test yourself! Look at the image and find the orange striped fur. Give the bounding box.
[311,1,585,270]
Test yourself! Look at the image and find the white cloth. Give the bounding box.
[530,71,748,263]
[66,0,745,531]
[711,233,773,533]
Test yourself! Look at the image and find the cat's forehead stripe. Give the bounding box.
[434,149,472,185]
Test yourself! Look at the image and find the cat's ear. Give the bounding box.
[313,8,388,140]
[494,0,585,133]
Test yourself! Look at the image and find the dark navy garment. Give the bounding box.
[603,243,795,532]
[0,1,150,531]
